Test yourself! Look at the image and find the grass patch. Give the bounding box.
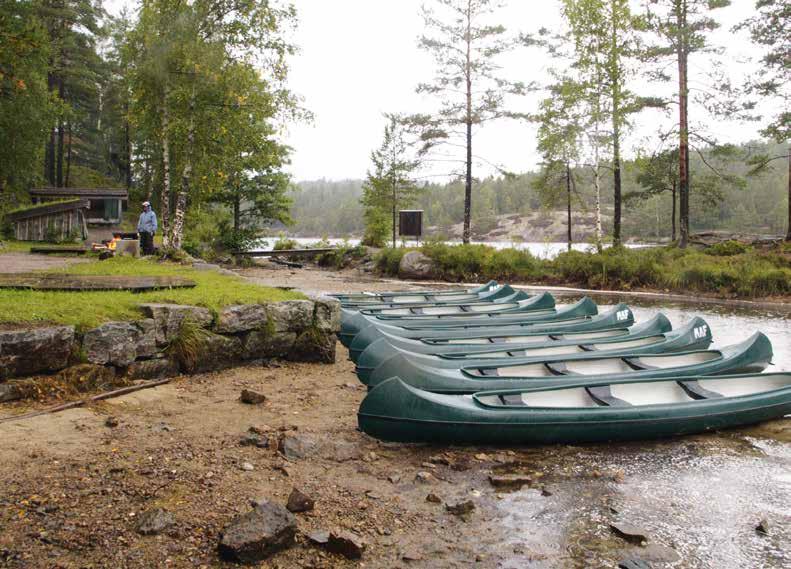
[375,242,791,299]
[0,256,304,330]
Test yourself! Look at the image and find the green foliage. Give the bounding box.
[167,317,212,373]
[315,242,367,269]
[273,235,299,250]
[375,247,412,275]
[0,256,303,330]
[705,240,749,256]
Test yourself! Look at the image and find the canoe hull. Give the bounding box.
[358,376,791,444]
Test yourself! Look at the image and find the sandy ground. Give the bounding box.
[0,260,789,568]
[0,252,88,273]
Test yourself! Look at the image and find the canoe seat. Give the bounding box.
[623,357,658,371]
[549,334,565,340]
[410,307,425,315]
[585,385,632,407]
[545,362,571,375]
[477,368,500,377]
[489,337,508,344]
[459,305,472,312]
[579,344,596,352]
[678,380,723,400]
[499,394,527,406]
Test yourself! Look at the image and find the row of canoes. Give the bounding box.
[333,281,790,444]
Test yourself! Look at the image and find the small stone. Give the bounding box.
[241,462,255,471]
[474,453,490,461]
[136,508,175,535]
[610,522,649,544]
[240,433,269,448]
[218,501,297,563]
[388,473,402,484]
[104,416,119,428]
[415,471,433,483]
[249,425,273,435]
[488,474,532,489]
[541,487,553,497]
[451,458,472,471]
[428,454,451,465]
[278,433,319,460]
[426,493,442,504]
[446,500,475,516]
[286,488,314,513]
[240,389,267,405]
[306,530,329,545]
[756,519,770,535]
[326,530,365,559]
[618,560,651,569]
[402,548,423,562]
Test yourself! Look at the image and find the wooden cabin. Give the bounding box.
[6,199,89,242]
[29,187,128,226]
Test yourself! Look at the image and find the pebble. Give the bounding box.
[240,462,255,471]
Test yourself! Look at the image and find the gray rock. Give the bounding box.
[218,501,297,563]
[326,530,365,559]
[139,303,212,345]
[241,330,295,359]
[618,560,651,569]
[181,332,243,373]
[286,487,315,513]
[446,500,475,516]
[240,462,255,471]
[325,440,361,463]
[0,325,74,379]
[278,433,320,460]
[426,493,442,504]
[287,330,336,364]
[415,471,433,484]
[0,382,22,403]
[306,530,329,545]
[240,389,267,405]
[266,300,313,333]
[82,320,156,366]
[308,295,341,332]
[620,544,680,563]
[215,304,268,334]
[610,522,649,544]
[125,358,179,380]
[398,251,435,280]
[136,508,175,535]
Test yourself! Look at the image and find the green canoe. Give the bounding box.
[360,317,713,385]
[364,332,772,393]
[331,280,499,304]
[345,300,630,355]
[339,283,517,310]
[349,312,671,364]
[358,372,791,444]
[339,291,559,347]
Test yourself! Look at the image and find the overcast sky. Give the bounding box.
[107,0,766,182]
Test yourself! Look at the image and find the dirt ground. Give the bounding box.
[0,252,88,273]
[0,260,789,568]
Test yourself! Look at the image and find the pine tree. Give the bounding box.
[408,0,526,244]
[360,115,421,248]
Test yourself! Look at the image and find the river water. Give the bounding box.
[254,237,650,259]
[487,292,791,568]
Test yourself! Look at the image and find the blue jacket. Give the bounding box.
[137,210,158,234]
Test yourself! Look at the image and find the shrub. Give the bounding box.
[705,240,749,256]
[375,247,412,276]
[273,234,299,250]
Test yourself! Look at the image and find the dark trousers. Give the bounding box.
[139,231,154,255]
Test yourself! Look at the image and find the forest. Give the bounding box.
[0,0,788,255]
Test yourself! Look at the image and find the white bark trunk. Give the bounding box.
[160,88,172,249]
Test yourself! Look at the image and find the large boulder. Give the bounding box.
[124,358,180,380]
[218,501,297,563]
[139,303,213,345]
[179,332,242,373]
[242,330,296,360]
[215,304,269,334]
[266,300,313,333]
[82,320,156,367]
[0,325,75,379]
[398,251,435,280]
[308,296,341,332]
[287,329,336,364]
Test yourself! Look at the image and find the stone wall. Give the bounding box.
[0,295,340,404]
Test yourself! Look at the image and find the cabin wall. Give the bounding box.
[12,210,86,242]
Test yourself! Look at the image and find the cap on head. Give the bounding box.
[142,201,151,207]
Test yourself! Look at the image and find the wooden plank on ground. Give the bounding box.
[236,248,336,257]
[30,246,89,255]
[0,273,196,292]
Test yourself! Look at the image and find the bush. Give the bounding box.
[705,240,749,256]
[273,233,298,250]
[375,247,412,276]
[316,241,366,269]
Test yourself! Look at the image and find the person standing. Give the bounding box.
[137,201,158,255]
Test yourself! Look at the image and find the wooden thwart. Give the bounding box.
[0,273,196,291]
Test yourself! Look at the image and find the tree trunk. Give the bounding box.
[233,194,240,232]
[171,83,196,250]
[677,1,690,248]
[671,179,677,242]
[566,161,572,251]
[56,121,64,187]
[462,2,473,245]
[392,178,397,248]
[125,100,132,191]
[610,6,622,247]
[160,90,172,249]
[786,147,791,241]
[45,73,56,185]
[64,121,72,187]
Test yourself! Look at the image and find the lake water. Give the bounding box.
[254,236,650,259]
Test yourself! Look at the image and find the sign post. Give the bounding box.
[398,210,423,245]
